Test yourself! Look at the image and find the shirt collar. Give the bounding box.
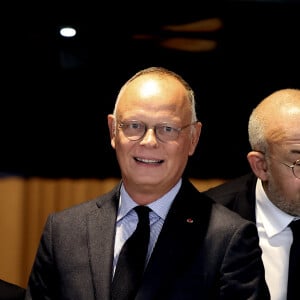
[117,179,182,222]
[256,178,295,238]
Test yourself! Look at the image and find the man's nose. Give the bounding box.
[140,128,158,145]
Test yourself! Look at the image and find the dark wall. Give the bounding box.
[2,2,300,179]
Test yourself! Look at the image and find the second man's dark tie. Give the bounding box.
[111,206,151,300]
[287,219,300,300]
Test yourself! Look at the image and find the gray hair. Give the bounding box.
[248,107,268,153]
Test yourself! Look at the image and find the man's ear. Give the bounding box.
[107,114,116,149]
[247,151,268,181]
[188,121,202,156]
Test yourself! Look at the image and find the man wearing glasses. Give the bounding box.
[25,67,269,299]
[205,88,300,300]
[26,67,270,300]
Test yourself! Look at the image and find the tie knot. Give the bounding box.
[134,206,150,220]
[289,219,300,235]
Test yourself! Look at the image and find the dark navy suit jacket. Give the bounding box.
[205,172,257,222]
[25,177,269,299]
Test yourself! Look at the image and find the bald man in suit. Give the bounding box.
[25,67,269,299]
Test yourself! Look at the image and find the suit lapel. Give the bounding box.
[87,184,120,300]
[137,179,212,299]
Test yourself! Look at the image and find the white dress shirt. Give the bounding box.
[255,178,297,300]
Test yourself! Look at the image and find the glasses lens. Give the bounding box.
[120,121,145,140]
[119,121,191,142]
[293,160,300,179]
[156,125,179,142]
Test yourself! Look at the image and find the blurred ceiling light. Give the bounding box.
[162,18,223,33]
[59,26,77,38]
[132,17,223,52]
[159,38,218,52]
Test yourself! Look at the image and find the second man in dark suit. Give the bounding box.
[205,88,300,300]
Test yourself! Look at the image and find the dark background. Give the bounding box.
[2,0,300,179]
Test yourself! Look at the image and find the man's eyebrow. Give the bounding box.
[289,149,300,155]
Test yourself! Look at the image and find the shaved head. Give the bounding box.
[248,89,300,152]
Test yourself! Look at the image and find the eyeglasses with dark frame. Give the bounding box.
[118,120,198,142]
[254,150,300,179]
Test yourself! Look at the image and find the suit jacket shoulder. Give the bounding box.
[204,172,257,221]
